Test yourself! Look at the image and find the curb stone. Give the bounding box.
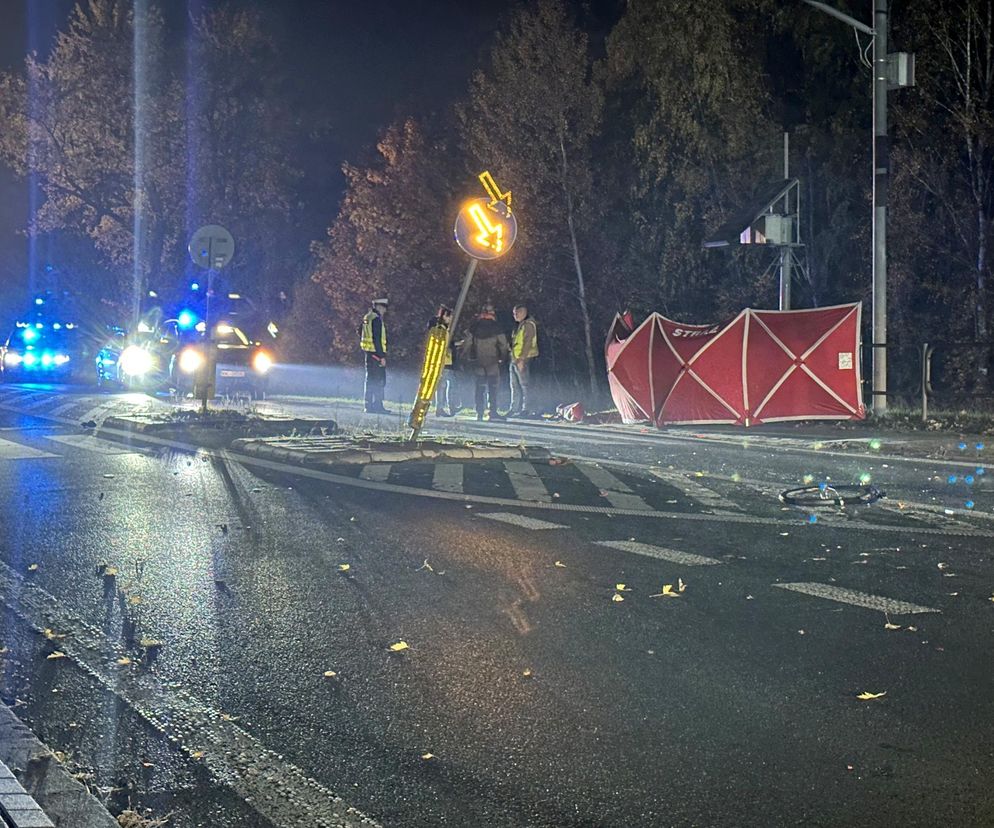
[0,704,117,828]
[230,437,551,466]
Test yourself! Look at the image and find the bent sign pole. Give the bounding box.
[407,172,517,442]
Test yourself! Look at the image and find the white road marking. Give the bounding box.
[432,462,464,493]
[78,402,116,423]
[649,468,743,512]
[45,434,141,455]
[595,540,722,566]
[0,437,58,460]
[359,463,392,482]
[504,461,552,502]
[22,394,59,410]
[49,401,81,417]
[577,462,652,510]
[479,512,567,530]
[773,582,939,614]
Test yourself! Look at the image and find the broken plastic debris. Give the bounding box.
[857,691,886,700]
[417,559,434,572]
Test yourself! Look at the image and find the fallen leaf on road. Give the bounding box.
[46,651,66,660]
[615,583,630,592]
[43,629,64,640]
[337,563,351,572]
[323,670,338,678]
[128,595,142,605]
[857,691,886,700]
[417,559,434,572]
[116,657,131,666]
[389,641,409,652]
[612,593,625,602]
[220,713,239,721]
[421,753,434,760]
[554,561,566,568]
[884,622,901,630]
[27,564,38,572]
[139,638,164,649]
[191,751,205,759]
[678,578,686,593]
[522,668,533,677]
[650,584,681,598]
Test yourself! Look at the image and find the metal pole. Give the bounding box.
[449,258,478,344]
[779,132,791,310]
[872,0,889,415]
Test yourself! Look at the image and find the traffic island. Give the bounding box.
[101,410,338,451]
[230,433,550,467]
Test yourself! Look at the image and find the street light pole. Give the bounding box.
[871,0,889,415]
[801,0,888,415]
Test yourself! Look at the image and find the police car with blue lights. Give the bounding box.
[94,312,183,391]
[0,295,90,383]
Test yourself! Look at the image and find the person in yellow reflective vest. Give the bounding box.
[508,304,538,417]
[431,305,461,417]
[360,298,389,414]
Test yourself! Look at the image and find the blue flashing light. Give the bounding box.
[177,309,197,330]
[190,281,200,291]
[34,297,44,305]
[22,328,38,343]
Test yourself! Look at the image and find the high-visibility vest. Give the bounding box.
[512,318,538,359]
[360,311,386,354]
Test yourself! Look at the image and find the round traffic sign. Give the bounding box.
[188,224,235,270]
[454,199,517,260]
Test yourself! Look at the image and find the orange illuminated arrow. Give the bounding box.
[467,203,504,252]
[478,171,512,211]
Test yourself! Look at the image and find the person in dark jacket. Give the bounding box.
[459,302,509,422]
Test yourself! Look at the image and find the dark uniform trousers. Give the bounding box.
[364,353,386,410]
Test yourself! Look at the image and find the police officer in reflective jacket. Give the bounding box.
[360,298,389,414]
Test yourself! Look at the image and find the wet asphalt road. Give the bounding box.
[1,386,994,827]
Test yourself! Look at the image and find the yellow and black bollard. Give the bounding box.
[407,323,450,441]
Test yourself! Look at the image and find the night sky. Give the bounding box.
[0,0,620,322]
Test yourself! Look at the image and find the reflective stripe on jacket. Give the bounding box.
[360,311,387,355]
[512,318,538,359]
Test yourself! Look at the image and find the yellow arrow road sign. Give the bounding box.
[467,203,504,253]
[479,170,511,211]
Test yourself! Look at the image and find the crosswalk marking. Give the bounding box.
[48,402,80,418]
[649,468,743,512]
[0,437,58,460]
[595,540,721,566]
[78,402,116,424]
[479,512,567,530]
[359,463,392,482]
[577,463,652,510]
[773,582,939,615]
[45,434,140,455]
[433,463,464,493]
[504,461,551,502]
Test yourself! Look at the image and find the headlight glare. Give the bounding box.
[178,348,204,374]
[252,350,273,374]
[4,352,22,366]
[119,345,153,376]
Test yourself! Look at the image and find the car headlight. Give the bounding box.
[252,350,274,374]
[178,348,204,374]
[23,353,37,366]
[119,345,154,376]
[4,352,22,366]
[54,353,70,366]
